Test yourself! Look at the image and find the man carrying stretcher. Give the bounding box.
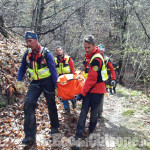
[55,46,77,113]
[75,35,108,140]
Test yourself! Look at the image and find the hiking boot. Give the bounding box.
[22,137,35,145]
[87,130,93,136]
[83,130,93,138]
[50,127,59,134]
[72,137,83,150]
[98,115,105,120]
[72,101,76,109]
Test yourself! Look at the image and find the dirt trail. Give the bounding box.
[93,91,150,150]
[0,91,149,150]
[74,93,124,150]
[95,93,123,150]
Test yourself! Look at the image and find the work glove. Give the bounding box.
[15,81,23,94]
[76,93,84,101]
[55,88,58,97]
[111,80,116,86]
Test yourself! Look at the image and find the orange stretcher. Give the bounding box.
[56,73,84,100]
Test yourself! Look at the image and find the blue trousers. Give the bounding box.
[62,99,76,110]
[24,77,59,138]
[76,93,104,138]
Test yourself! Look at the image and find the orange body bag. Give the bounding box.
[57,73,84,100]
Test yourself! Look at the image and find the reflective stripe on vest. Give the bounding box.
[55,55,71,75]
[83,53,108,81]
[108,65,119,71]
[26,47,51,80]
[114,66,119,70]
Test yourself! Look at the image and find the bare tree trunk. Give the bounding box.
[35,0,40,33]
[37,0,44,34]
[116,0,127,85]
[31,2,36,30]
[0,16,9,38]
[144,77,149,97]
[119,51,127,86]
[109,0,112,37]
[31,0,45,38]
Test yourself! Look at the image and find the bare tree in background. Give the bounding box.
[0,0,150,95]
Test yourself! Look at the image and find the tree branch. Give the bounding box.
[43,5,72,20]
[44,0,55,6]
[0,1,11,9]
[40,0,92,35]
[126,0,150,39]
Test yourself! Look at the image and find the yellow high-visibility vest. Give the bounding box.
[83,53,108,81]
[55,55,71,75]
[26,47,51,80]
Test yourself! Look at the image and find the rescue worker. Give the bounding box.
[111,58,120,93]
[16,31,59,145]
[106,64,113,94]
[75,35,108,140]
[98,44,116,93]
[55,46,76,113]
[98,44,116,118]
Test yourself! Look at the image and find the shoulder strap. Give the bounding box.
[41,47,49,64]
[42,47,48,57]
[25,49,29,54]
[90,53,103,64]
[105,56,110,65]
[54,57,57,64]
[65,55,70,63]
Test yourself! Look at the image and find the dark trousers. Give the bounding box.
[98,95,104,117]
[76,93,104,138]
[105,75,112,91]
[24,77,59,138]
[113,85,116,93]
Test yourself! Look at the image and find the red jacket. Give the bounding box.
[68,57,75,74]
[81,47,106,96]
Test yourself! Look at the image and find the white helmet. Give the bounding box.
[98,44,105,52]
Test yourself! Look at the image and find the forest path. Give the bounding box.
[0,86,150,150]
